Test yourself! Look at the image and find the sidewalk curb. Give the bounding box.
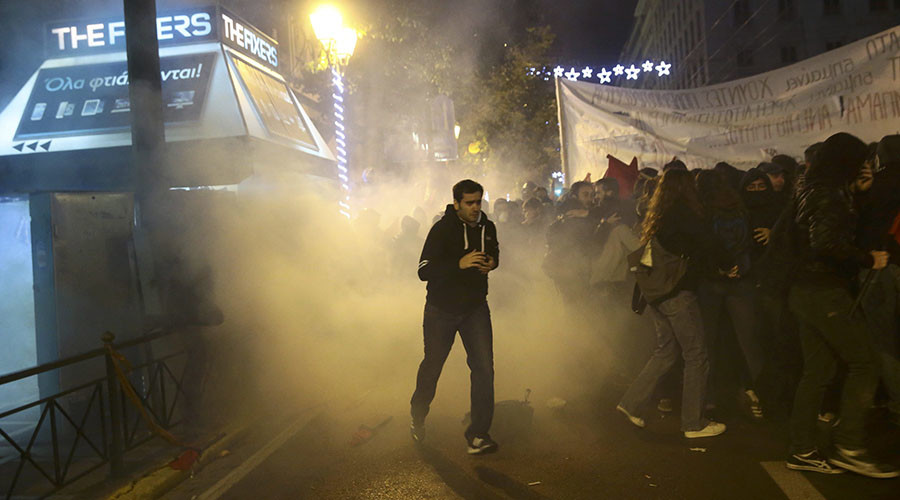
[104,424,251,500]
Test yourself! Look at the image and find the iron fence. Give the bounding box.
[0,328,188,499]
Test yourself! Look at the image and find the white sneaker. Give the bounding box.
[684,421,726,438]
[616,405,645,428]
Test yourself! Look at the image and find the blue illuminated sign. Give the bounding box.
[45,7,219,57]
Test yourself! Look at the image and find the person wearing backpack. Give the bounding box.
[785,132,898,478]
[616,169,735,438]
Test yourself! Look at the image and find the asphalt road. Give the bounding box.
[163,383,900,500]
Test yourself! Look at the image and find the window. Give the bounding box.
[734,0,752,26]
[229,54,317,148]
[870,0,888,10]
[780,45,798,63]
[823,0,841,15]
[737,49,754,66]
[778,0,796,20]
[826,40,843,51]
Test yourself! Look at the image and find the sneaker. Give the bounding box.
[786,449,845,474]
[410,420,425,443]
[616,405,645,428]
[743,389,764,420]
[828,446,900,479]
[467,435,498,455]
[657,398,673,413]
[684,421,726,438]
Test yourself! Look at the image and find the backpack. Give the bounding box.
[756,200,800,296]
[627,236,689,303]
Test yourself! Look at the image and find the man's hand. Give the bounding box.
[459,249,488,270]
[478,254,496,275]
[753,227,771,245]
[871,250,890,270]
[602,213,621,226]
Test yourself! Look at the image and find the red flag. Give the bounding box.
[604,155,639,199]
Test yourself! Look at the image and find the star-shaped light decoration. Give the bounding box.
[613,64,625,76]
[581,66,593,79]
[642,60,654,72]
[655,60,672,77]
[553,65,565,78]
[625,64,641,80]
[597,67,612,84]
[564,67,580,81]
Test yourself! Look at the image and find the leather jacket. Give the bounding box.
[794,182,873,287]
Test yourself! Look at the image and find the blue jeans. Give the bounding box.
[410,302,494,440]
[619,291,710,432]
[697,279,765,399]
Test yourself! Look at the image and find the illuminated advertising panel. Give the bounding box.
[15,52,215,140]
[45,7,218,57]
[228,54,317,150]
[218,9,279,71]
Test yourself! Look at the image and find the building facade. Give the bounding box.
[620,0,900,89]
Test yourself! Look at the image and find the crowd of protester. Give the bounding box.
[366,130,899,478]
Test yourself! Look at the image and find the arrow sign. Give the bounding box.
[26,142,38,151]
[39,141,51,151]
[13,143,24,152]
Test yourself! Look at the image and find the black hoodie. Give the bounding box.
[740,167,783,262]
[418,204,500,313]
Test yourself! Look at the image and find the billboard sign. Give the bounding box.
[15,52,216,140]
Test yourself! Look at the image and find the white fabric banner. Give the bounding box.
[558,25,900,181]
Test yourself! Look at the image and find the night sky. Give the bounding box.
[0,0,640,108]
[538,0,639,66]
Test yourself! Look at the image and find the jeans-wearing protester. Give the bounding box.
[617,169,734,438]
[695,170,766,419]
[411,179,501,455]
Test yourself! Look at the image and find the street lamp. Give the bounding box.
[310,5,357,219]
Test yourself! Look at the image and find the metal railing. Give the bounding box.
[0,328,187,499]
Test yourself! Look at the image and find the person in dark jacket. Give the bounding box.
[544,181,596,302]
[411,179,500,455]
[740,167,782,264]
[616,169,733,438]
[855,135,900,424]
[695,170,765,419]
[785,132,898,478]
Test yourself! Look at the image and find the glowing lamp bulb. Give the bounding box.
[335,27,358,59]
[310,5,343,43]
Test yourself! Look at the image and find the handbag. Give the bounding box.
[627,236,688,303]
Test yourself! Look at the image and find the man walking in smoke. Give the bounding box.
[411,179,500,455]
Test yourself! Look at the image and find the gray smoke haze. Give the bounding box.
[0,0,648,433]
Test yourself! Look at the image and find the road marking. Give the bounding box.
[760,461,826,500]
[195,410,318,500]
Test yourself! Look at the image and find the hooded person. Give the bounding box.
[411,179,501,455]
[785,132,897,478]
[713,161,744,191]
[740,167,782,263]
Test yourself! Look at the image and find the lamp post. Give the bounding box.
[310,6,357,219]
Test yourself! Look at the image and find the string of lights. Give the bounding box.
[332,66,351,219]
[526,59,672,84]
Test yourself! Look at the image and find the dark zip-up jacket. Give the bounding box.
[795,182,874,288]
[418,204,500,313]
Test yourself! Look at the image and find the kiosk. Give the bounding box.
[0,5,336,402]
